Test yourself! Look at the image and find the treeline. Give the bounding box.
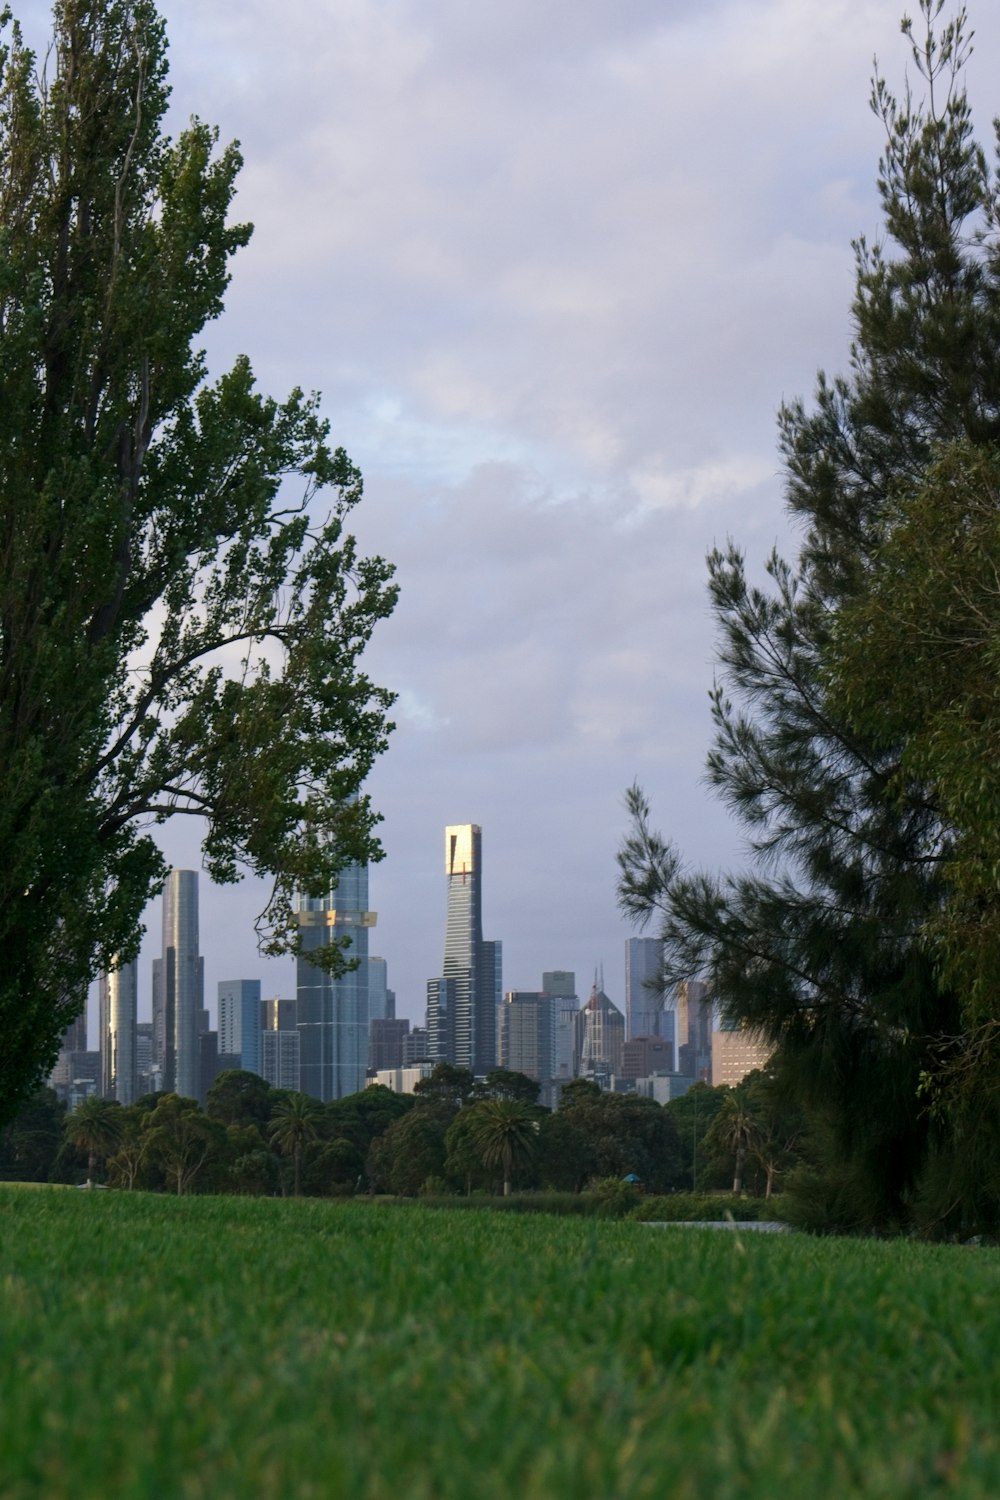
[0,1065,803,1200]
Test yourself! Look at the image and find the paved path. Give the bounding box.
[641,1220,793,1232]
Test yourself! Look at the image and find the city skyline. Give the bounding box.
[52,0,1000,1041]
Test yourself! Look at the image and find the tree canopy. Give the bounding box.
[619,1,1000,1232]
[0,0,396,1125]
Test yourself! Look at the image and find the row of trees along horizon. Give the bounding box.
[5,0,1000,1235]
[0,1066,801,1204]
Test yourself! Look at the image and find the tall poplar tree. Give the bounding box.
[0,0,397,1125]
[619,1,1000,1230]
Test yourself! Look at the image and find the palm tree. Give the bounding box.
[65,1097,124,1187]
[468,1100,537,1197]
[705,1095,759,1194]
[268,1093,323,1196]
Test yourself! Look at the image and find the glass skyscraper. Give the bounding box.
[296,862,373,1101]
[218,979,263,1074]
[427,824,498,1075]
[625,936,666,1040]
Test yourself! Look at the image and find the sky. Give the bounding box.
[19,0,998,1031]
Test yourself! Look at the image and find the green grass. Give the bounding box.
[2,1189,999,1497]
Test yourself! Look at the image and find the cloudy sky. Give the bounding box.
[26,0,995,1029]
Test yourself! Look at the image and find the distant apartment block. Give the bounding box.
[403,1026,431,1064]
[218,979,262,1076]
[497,991,555,1084]
[620,1035,674,1082]
[369,1018,410,1072]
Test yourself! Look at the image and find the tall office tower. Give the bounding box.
[498,992,555,1083]
[296,862,373,1101]
[625,937,665,1041]
[152,869,204,1098]
[367,957,393,1022]
[576,976,625,1080]
[676,979,712,1081]
[135,1022,154,1095]
[99,958,138,1104]
[426,824,497,1074]
[218,980,263,1076]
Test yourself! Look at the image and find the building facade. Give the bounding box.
[711,1024,772,1088]
[296,862,373,1101]
[99,958,138,1104]
[497,991,556,1084]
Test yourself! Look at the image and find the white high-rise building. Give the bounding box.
[99,958,138,1104]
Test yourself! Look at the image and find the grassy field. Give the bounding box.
[2,1189,999,1498]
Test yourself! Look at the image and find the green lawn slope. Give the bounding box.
[2,1189,998,1497]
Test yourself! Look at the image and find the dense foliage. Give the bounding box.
[0,0,396,1126]
[619,2,1000,1233]
[0,1063,803,1205]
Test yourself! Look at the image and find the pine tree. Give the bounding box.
[619,1,1000,1230]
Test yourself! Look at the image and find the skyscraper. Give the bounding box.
[296,862,373,1101]
[367,956,393,1022]
[99,957,138,1104]
[426,824,497,1075]
[625,937,665,1040]
[152,869,204,1098]
[576,975,625,1080]
[544,971,580,1080]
